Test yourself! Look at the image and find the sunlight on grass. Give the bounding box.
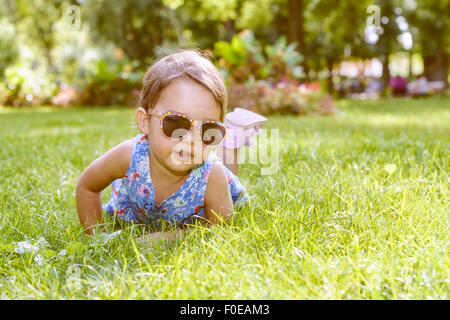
[0,97,449,299]
[0,106,57,113]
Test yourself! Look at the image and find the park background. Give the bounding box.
[0,0,449,299]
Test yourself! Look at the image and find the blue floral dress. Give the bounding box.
[102,134,248,226]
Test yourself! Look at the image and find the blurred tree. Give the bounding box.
[6,0,68,74]
[165,0,240,49]
[84,0,241,64]
[83,0,169,64]
[0,2,19,78]
[236,0,286,43]
[307,0,372,92]
[83,0,306,69]
[3,0,446,97]
[169,0,288,53]
[405,0,449,85]
[233,0,382,86]
[370,0,402,85]
[287,0,308,74]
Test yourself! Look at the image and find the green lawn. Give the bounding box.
[0,96,449,299]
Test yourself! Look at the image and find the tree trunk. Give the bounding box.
[287,0,308,76]
[168,8,184,43]
[223,0,243,41]
[381,53,390,87]
[224,19,236,42]
[325,58,334,94]
[423,46,449,87]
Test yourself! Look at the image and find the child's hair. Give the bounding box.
[139,50,227,121]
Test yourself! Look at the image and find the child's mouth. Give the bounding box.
[178,150,192,160]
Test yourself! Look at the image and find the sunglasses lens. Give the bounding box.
[202,123,226,146]
[162,115,191,139]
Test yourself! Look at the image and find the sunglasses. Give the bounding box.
[147,110,228,147]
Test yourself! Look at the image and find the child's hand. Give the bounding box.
[136,232,164,247]
[136,229,188,247]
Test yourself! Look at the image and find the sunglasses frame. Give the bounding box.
[147,109,228,146]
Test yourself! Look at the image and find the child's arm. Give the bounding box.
[204,161,234,224]
[76,139,133,235]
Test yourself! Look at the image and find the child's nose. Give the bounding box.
[182,122,202,145]
[181,131,194,144]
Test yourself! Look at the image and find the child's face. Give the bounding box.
[138,77,221,175]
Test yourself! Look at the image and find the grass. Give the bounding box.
[0,96,448,299]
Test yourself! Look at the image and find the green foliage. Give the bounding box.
[9,0,69,72]
[215,36,248,66]
[237,0,274,29]
[306,0,373,70]
[76,53,143,107]
[406,0,450,50]
[263,36,304,80]
[78,78,141,107]
[404,0,450,81]
[214,30,304,84]
[0,63,58,106]
[214,31,266,82]
[0,18,18,78]
[83,0,170,63]
[215,30,313,115]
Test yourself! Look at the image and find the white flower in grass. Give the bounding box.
[15,237,49,254]
[14,237,49,266]
[36,237,49,248]
[15,240,36,254]
[34,254,44,266]
[90,230,122,245]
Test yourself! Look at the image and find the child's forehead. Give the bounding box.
[155,78,221,120]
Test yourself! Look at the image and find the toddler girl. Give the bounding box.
[76,50,266,244]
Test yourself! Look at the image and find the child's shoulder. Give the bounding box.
[116,138,134,152]
[120,134,146,152]
[119,138,134,157]
[103,138,134,174]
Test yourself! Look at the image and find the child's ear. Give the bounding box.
[136,107,150,134]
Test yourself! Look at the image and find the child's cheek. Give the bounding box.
[162,138,179,158]
[148,129,173,156]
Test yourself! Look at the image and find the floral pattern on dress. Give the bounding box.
[102,134,249,226]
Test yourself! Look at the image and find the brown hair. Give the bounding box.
[139,50,227,121]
